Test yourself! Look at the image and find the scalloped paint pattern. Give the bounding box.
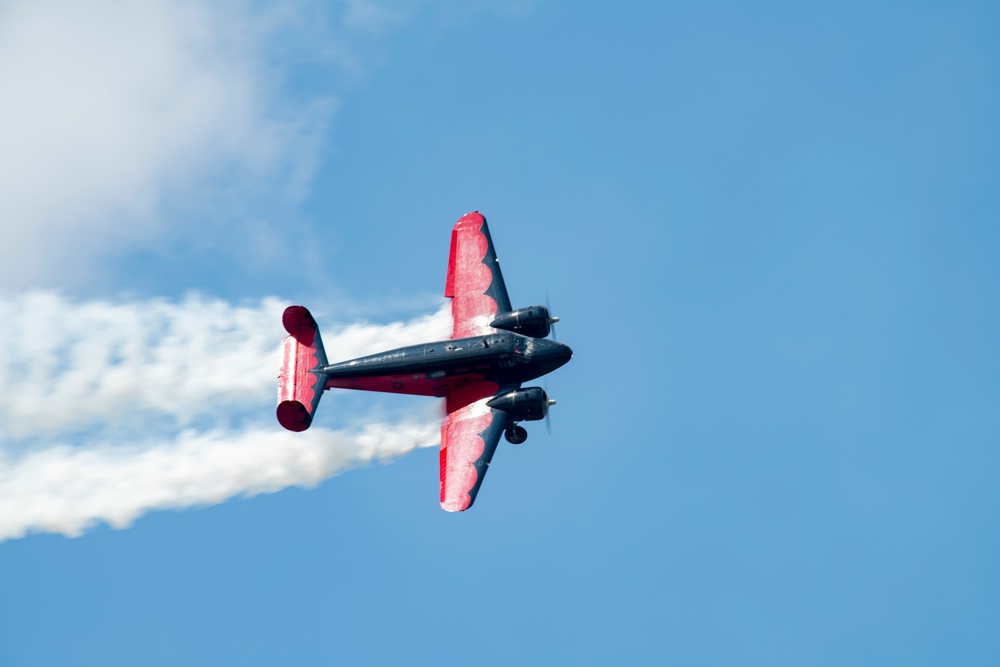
[449,212,499,339]
[440,381,500,511]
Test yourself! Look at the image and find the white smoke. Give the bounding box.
[0,291,452,541]
[0,421,440,541]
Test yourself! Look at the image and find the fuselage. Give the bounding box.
[321,333,572,397]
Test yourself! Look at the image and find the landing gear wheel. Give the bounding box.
[505,424,528,445]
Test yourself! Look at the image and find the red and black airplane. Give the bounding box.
[276,212,573,511]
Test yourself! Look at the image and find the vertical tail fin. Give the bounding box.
[276,305,329,431]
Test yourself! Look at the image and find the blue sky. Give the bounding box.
[1,1,998,665]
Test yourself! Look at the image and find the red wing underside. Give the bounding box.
[439,382,517,512]
[445,212,512,339]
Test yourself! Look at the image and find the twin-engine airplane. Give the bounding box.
[276,212,573,511]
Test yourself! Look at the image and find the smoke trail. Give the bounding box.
[0,420,440,541]
[0,291,451,540]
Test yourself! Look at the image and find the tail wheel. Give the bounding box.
[505,424,528,445]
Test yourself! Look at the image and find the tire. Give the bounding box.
[505,424,528,445]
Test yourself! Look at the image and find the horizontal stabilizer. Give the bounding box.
[277,306,329,431]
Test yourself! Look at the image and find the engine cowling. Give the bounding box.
[490,305,554,338]
[486,386,552,422]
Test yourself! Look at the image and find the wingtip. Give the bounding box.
[440,496,472,512]
[455,211,486,228]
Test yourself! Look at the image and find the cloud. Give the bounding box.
[0,0,541,290]
[0,291,452,540]
[0,0,333,289]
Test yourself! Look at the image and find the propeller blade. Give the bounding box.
[546,292,559,340]
[543,382,555,435]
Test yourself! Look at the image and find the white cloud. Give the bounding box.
[0,0,540,289]
[0,0,329,288]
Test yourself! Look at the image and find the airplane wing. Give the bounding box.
[439,381,517,512]
[444,211,512,338]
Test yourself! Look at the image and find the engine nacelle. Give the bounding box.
[486,386,552,422]
[490,305,554,338]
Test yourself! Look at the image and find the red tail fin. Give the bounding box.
[277,306,329,431]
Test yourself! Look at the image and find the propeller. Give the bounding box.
[543,292,561,434]
[544,381,556,435]
[546,292,559,340]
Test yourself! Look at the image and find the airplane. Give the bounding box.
[276,211,573,511]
